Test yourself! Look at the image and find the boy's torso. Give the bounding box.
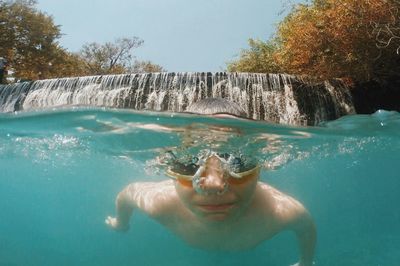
[155,183,287,251]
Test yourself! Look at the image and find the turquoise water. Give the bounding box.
[0,108,399,266]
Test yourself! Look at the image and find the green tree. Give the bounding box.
[0,1,165,80]
[49,49,89,78]
[227,39,282,73]
[79,37,144,75]
[0,0,86,80]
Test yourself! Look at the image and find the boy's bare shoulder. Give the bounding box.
[125,180,175,195]
[125,180,179,217]
[257,182,308,225]
[126,179,175,190]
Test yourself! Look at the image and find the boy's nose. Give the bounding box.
[202,171,226,192]
[193,156,228,194]
[197,158,228,194]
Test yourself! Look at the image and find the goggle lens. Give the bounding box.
[169,162,199,176]
[166,151,259,181]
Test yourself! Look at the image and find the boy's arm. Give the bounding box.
[290,211,317,266]
[105,181,175,231]
[105,183,138,231]
[264,184,316,265]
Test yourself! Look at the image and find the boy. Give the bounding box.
[106,98,316,266]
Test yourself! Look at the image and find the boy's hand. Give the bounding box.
[105,216,129,231]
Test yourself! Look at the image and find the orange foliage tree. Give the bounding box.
[229,0,400,83]
[276,0,400,82]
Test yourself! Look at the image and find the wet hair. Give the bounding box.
[185,98,247,118]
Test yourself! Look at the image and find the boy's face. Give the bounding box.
[174,156,259,223]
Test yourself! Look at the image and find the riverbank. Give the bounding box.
[351,78,400,114]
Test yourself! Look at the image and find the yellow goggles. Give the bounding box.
[165,151,260,187]
[166,165,260,181]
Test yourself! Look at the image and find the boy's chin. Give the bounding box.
[203,212,231,222]
[198,210,241,224]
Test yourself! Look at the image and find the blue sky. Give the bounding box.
[37,0,303,72]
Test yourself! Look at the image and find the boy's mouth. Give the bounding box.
[197,203,235,212]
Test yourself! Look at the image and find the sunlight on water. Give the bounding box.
[0,108,399,266]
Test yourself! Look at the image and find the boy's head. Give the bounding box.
[166,151,260,223]
[185,98,247,118]
[165,98,257,222]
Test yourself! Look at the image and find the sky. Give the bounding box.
[36,0,303,72]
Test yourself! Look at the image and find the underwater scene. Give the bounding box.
[0,107,399,266]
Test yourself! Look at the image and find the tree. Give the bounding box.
[0,0,86,80]
[0,1,165,80]
[228,0,400,83]
[131,60,166,73]
[274,0,399,82]
[79,37,144,75]
[227,39,282,73]
[48,49,90,78]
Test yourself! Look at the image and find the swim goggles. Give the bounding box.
[165,150,260,195]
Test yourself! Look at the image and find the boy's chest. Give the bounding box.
[170,219,279,251]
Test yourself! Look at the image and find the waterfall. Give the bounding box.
[0,72,355,125]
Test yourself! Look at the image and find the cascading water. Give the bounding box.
[0,72,355,125]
